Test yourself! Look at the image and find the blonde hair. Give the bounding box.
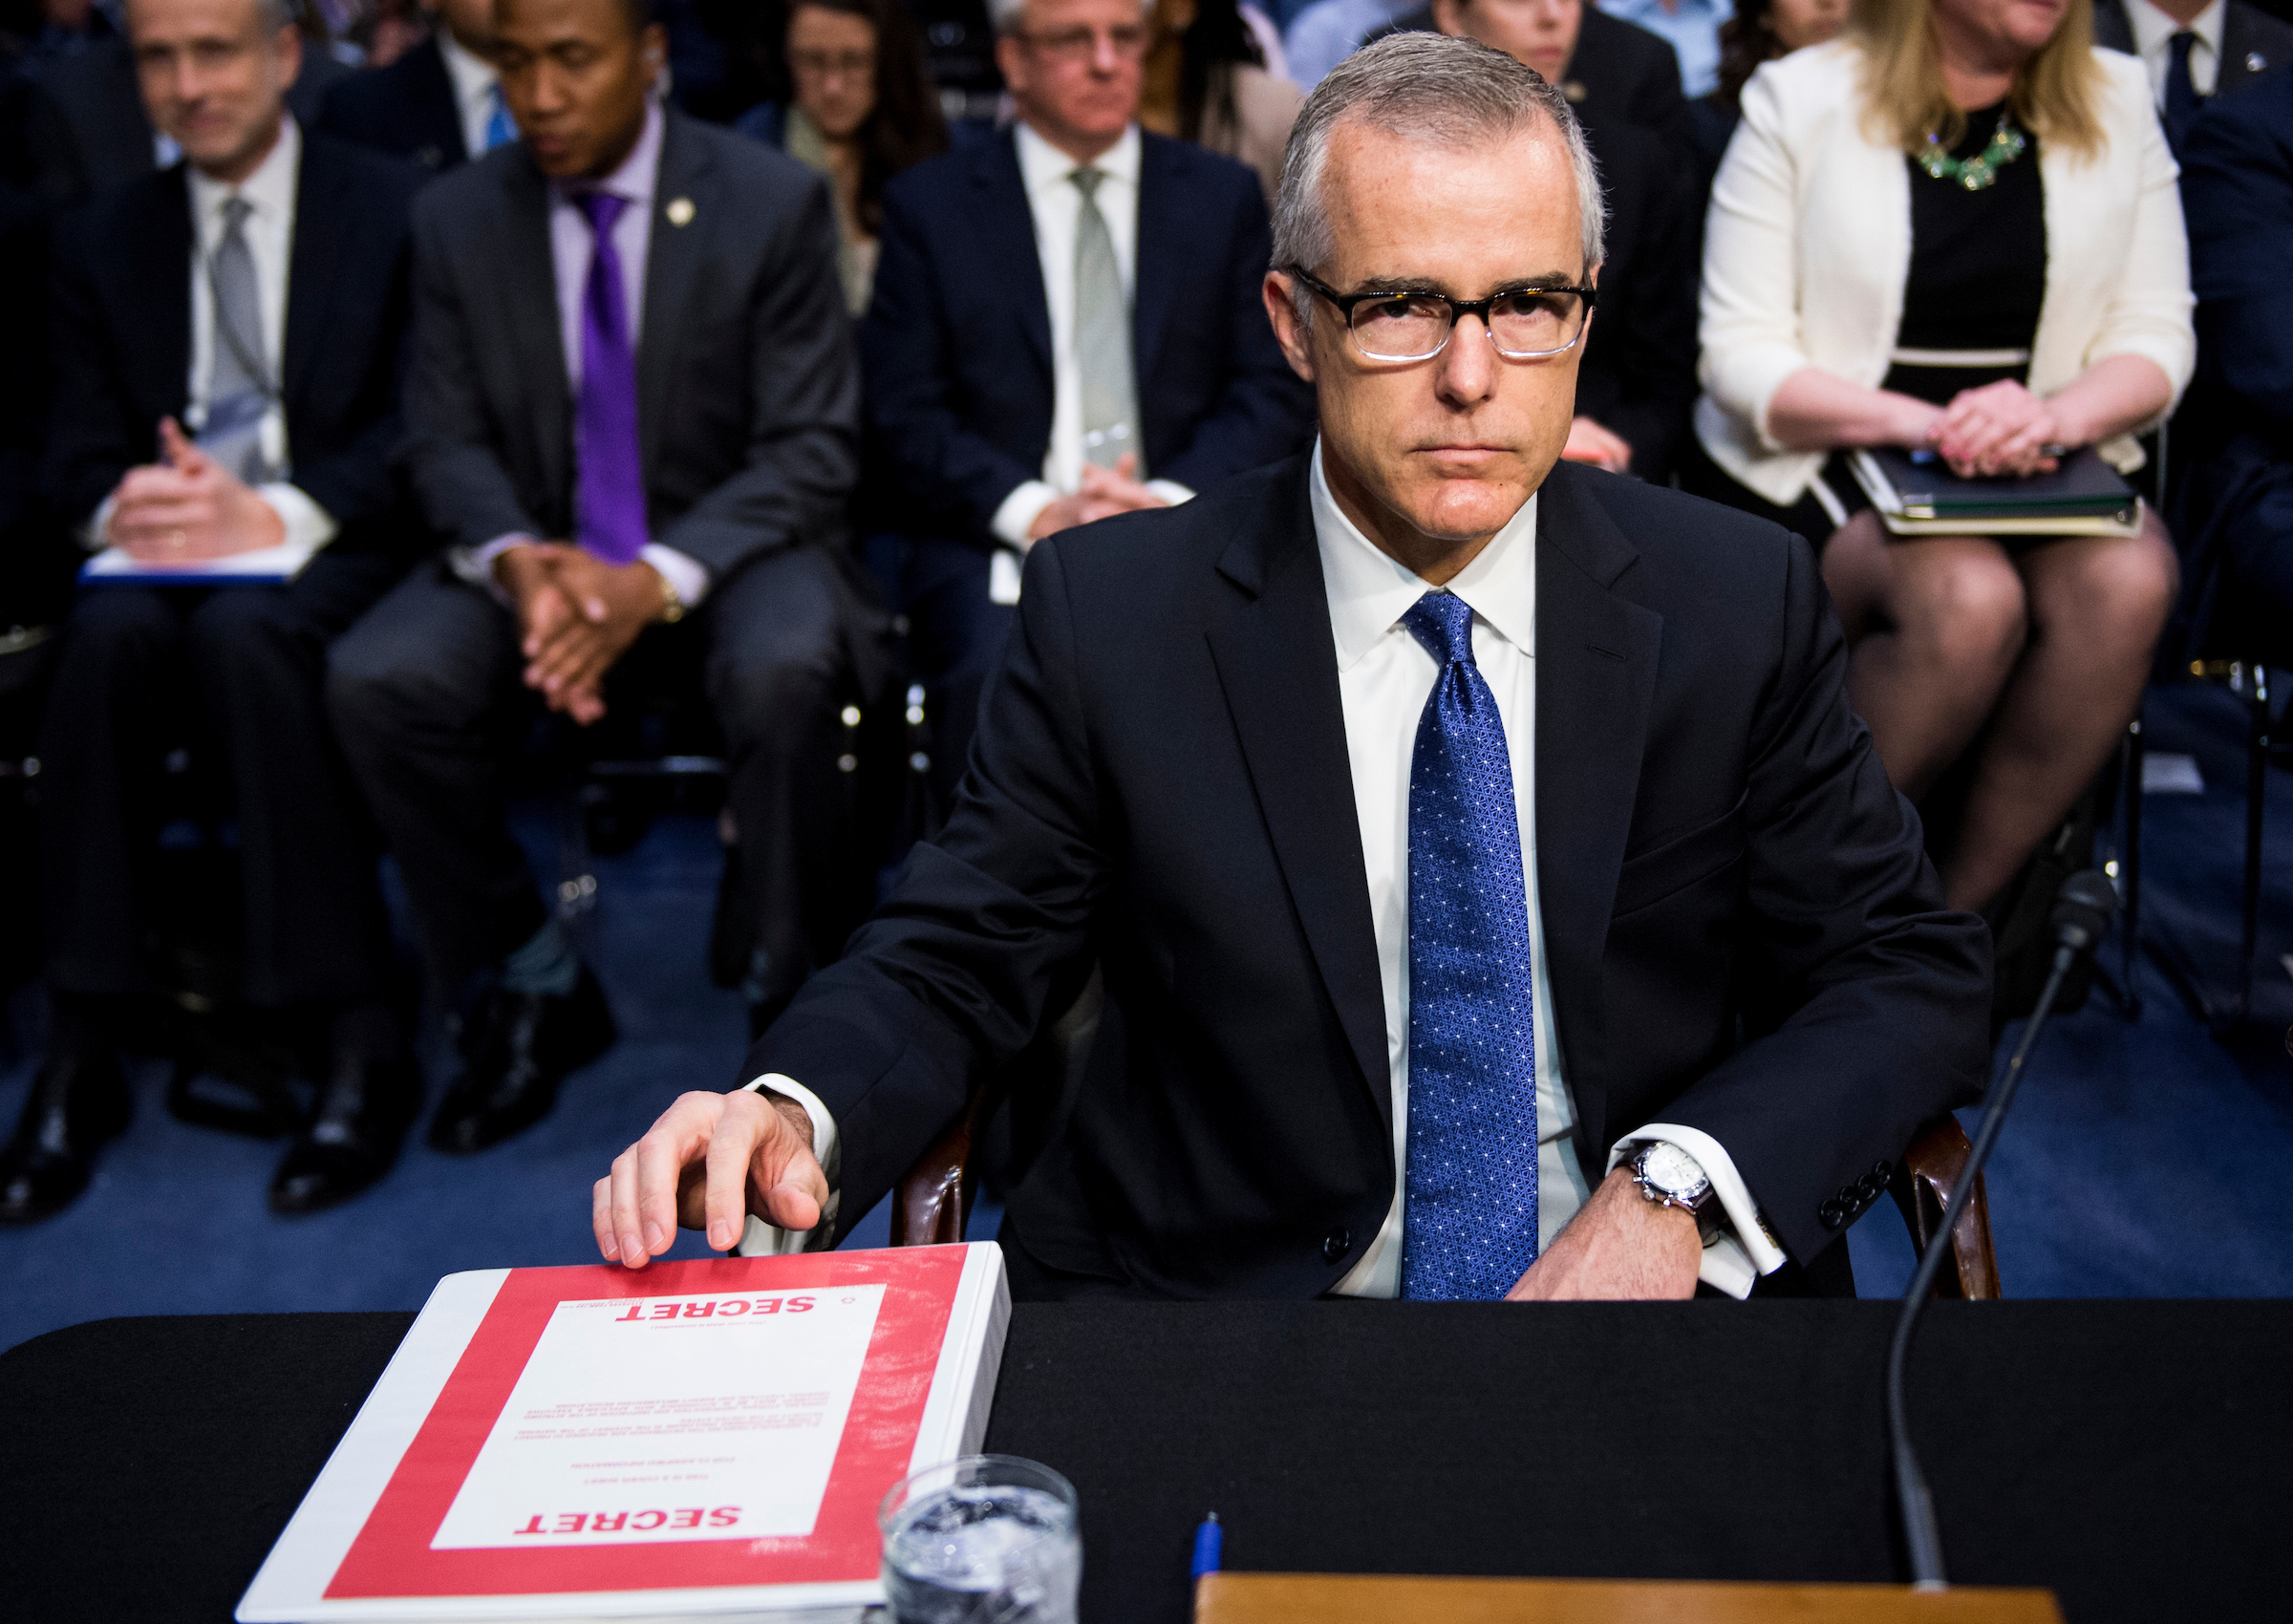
[1849,0,2105,160]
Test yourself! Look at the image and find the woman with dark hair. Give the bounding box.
[738,0,949,313]
[1686,0,1846,173]
[1138,0,1301,202]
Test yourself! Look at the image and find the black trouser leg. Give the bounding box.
[327,564,545,995]
[705,545,852,1007]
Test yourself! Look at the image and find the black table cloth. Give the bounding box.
[1,1301,2282,1624]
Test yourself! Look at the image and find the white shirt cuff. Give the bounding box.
[257,482,338,555]
[640,544,710,609]
[1145,479,1195,507]
[733,1073,843,1256]
[1608,1123,1788,1300]
[452,533,537,606]
[991,480,1059,547]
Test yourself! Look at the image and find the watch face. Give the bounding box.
[1641,1141,1704,1196]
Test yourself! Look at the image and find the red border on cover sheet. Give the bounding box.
[326,1250,968,1598]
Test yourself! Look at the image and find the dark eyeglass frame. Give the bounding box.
[1284,266,1599,362]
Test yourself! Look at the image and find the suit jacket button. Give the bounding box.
[1819,1200,1844,1229]
[1857,1172,1884,1202]
[1321,1228,1350,1263]
[1874,1160,1892,1180]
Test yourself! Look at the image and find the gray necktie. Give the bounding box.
[205,195,276,482]
[1070,167,1142,476]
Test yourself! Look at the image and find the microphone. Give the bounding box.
[1885,868,2117,1591]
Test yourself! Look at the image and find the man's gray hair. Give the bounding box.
[989,0,1145,32]
[1271,32,1607,321]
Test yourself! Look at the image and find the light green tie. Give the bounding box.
[1070,166,1142,476]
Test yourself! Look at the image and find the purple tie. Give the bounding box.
[574,190,648,566]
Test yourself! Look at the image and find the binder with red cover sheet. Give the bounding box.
[237,1243,1009,1622]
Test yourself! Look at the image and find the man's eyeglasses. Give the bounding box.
[1284,267,1597,362]
[1012,23,1151,61]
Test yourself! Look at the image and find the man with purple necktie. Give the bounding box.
[328,0,861,1155]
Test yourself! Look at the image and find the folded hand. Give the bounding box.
[109,417,285,560]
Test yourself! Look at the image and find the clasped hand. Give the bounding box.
[494,542,664,725]
[108,417,284,560]
[1025,453,1169,540]
[1925,379,2065,480]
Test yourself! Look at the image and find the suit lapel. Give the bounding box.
[410,36,468,166]
[494,149,572,513]
[281,135,347,421]
[972,134,1052,384]
[1204,465,1393,1129]
[636,110,712,488]
[1130,134,1184,407]
[126,170,196,427]
[1532,462,1662,1160]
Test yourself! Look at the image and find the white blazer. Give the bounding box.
[1695,38,2195,508]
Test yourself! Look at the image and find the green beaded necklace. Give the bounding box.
[1915,113,2029,191]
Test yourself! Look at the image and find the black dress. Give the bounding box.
[1685,102,2050,545]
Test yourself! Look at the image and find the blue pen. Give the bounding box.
[1190,1511,1223,1580]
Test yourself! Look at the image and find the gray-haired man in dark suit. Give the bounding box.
[327,0,860,1156]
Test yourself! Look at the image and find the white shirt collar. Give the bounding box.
[2124,0,2225,55]
[556,97,664,210]
[1014,119,1141,196]
[437,27,499,115]
[1309,438,1538,671]
[187,114,299,246]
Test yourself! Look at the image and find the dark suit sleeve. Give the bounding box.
[744,534,1107,1237]
[401,189,550,549]
[1583,136,1699,479]
[860,181,1047,538]
[1149,173,1316,494]
[1634,531,1992,1266]
[652,172,860,576]
[42,206,144,528]
[2183,82,2293,438]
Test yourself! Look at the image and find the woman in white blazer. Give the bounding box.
[1690,0,2192,915]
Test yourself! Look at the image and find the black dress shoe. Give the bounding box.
[269,1048,420,1214]
[428,966,616,1155]
[0,1047,130,1225]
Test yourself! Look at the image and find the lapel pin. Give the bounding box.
[2247,52,2266,72]
[666,196,696,226]
[1562,81,1587,102]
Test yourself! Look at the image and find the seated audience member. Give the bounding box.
[1691,0,2189,914]
[1423,0,1698,477]
[1597,0,1728,97]
[1139,0,1303,200]
[2,0,421,1224]
[328,0,859,1151]
[734,0,949,315]
[26,0,347,201]
[2091,0,2292,157]
[1283,0,1412,88]
[317,0,514,174]
[2171,72,2293,648]
[864,0,1312,809]
[1371,0,1694,151]
[596,33,1989,1302]
[1685,0,1844,177]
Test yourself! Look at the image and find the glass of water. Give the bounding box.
[878,1453,1082,1624]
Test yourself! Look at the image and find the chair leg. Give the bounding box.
[2118,711,2145,1017]
[2239,666,2271,1028]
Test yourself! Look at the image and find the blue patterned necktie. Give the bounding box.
[2164,32,2202,157]
[483,81,516,152]
[1397,590,1541,1301]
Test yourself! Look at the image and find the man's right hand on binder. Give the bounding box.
[594,1089,826,1269]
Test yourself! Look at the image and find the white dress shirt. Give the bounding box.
[985,121,1194,604]
[437,28,504,161]
[461,102,710,607]
[2122,0,2226,102]
[742,445,1787,1298]
[93,117,333,561]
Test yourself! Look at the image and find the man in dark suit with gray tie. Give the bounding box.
[595,35,1991,1304]
[327,0,860,1155]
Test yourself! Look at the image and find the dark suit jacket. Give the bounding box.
[1373,6,1695,155]
[401,108,859,578]
[2093,0,2293,99]
[859,128,1314,548]
[315,34,466,175]
[43,130,419,551]
[2165,69,2293,657]
[1573,112,1698,481]
[748,457,1992,1298]
[27,36,351,203]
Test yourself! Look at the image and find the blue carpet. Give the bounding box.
[4,680,2289,1353]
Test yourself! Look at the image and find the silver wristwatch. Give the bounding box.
[1631,1142,1721,1238]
